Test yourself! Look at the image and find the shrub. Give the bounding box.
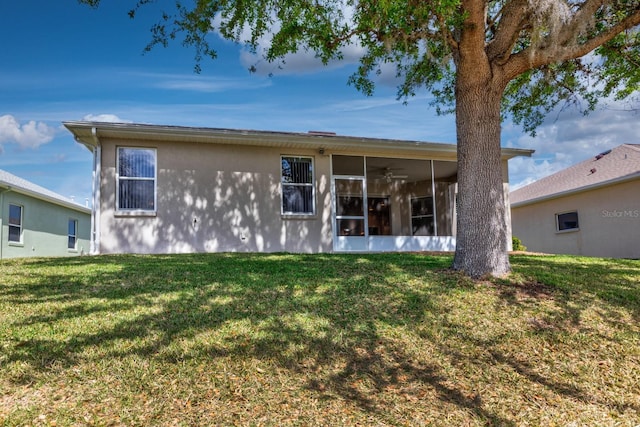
[512,236,527,251]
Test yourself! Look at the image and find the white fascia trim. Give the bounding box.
[63,121,534,160]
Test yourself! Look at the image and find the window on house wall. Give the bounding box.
[281,156,315,215]
[68,219,78,250]
[556,211,579,231]
[117,147,157,212]
[8,204,23,243]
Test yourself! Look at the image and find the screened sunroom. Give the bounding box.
[331,155,458,252]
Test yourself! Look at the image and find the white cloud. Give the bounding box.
[210,6,365,76]
[328,96,411,112]
[238,43,365,76]
[508,156,568,190]
[116,70,273,93]
[82,114,132,123]
[0,115,57,149]
[156,75,271,92]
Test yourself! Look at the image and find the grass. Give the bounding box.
[0,253,638,426]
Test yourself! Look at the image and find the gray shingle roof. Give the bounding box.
[510,144,640,206]
[0,169,90,213]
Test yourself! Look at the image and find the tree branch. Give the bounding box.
[503,8,640,82]
[437,13,459,52]
[556,0,606,46]
[486,0,530,64]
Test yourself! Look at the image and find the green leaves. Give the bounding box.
[596,29,640,101]
[79,0,640,133]
[503,60,600,136]
[503,28,640,138]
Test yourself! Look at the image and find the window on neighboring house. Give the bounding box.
[117,147,157,212]
[68,219,78,250]
[556,211,579,232]
[8,204,23,243]
[281,156,315,215]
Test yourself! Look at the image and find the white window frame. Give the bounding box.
[281,156,315,216]
[116,147,157,213]
[68,218,78,250]
[556,210,579,232]
[8,203,23,244]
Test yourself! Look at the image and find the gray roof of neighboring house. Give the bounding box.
[0,169,91,214]
[510,144,640,207]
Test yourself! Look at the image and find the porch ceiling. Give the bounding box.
[366,157,458,182]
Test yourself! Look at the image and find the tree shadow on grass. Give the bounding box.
[509,255,640,320]
[3,252,636,424]
[1,253,509,423]
[479,254,640,417]
[491,255,640,353]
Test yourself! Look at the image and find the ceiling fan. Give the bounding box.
[374,167,408,183]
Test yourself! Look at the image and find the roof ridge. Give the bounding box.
[0,168,87,210]
[511,143,640,204]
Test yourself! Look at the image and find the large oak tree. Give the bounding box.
[81,0,640,278]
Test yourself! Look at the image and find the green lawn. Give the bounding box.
[1,253,638,426]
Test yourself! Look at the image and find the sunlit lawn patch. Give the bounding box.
[1,253,638,425]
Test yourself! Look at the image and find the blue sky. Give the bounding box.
[2,0,639,205]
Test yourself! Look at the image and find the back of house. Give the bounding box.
[65,121,532,256]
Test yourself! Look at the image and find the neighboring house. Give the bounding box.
[511,144,640,258]
[0,169,91,259]
[64,121,533,255]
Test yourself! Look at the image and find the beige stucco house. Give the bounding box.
[64,121,532,255]
[511,144,640,258]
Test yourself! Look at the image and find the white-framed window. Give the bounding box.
[281,156,315,215]
[8,204,23,243]
[117,147,157,212]
[68,219,78,250]
[556,211,579,232]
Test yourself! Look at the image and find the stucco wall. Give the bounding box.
[93,136,519,255]
[1,191,90,259]
[511,179,640,258]
[97,139,333,254]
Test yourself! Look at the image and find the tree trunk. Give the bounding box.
[452,77,511,278]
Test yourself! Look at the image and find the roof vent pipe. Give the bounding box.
[595,149,612,160]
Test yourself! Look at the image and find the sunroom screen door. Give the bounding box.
[334,178,367,251]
